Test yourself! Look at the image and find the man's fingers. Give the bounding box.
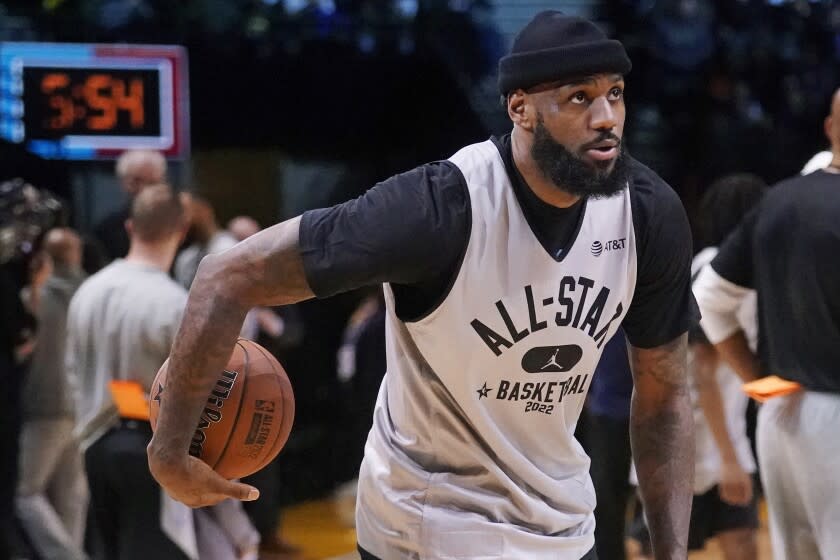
[210,477,260,502]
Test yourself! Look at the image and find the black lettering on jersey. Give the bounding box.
[507,382,520,400]
[472,279,625,357]
[556,380,569,402]
[555,277,576,326]
[545,381,557,401]
[521,382,533,400]
[525,285,547,333]
[577,374,589,394]
[581,287,610,337]
[572,277,594,328]
[593,302,623,349]
[568,375,581,394]
[471,319,513,356]
[496,380,510,399]
[496,300,528,343]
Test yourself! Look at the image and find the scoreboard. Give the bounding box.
[0,43,189,160]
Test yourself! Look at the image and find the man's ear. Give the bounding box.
[125,218,133,236]
[507,90,534,131]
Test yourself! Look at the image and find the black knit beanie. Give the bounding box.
[498,11,631,96]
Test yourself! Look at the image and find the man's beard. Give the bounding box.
[530,116,628,199]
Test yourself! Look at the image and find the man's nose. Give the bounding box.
[589,96,617,131]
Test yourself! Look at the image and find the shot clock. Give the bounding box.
[0,43,189,160]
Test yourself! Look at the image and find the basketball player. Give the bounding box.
[149,11,699,559]
[693,89,840,559]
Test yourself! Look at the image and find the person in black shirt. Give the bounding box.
[693,88,840,559]
[149,12,698,560]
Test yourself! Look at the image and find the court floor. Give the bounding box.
[279,498,773,560]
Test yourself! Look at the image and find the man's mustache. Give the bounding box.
[580,131,622,151]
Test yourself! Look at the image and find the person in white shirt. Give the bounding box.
[68,184,194,559]
[687,174,767,560]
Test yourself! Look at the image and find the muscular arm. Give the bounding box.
[629,334,694,560]
[147,217,314,506]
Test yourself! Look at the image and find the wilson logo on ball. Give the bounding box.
[591,241,603,257]
[189,369,239,458]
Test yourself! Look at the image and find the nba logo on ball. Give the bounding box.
[255,400,275,413]
[150,339,295,479]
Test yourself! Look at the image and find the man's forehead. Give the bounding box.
[527,73,624,93]
[561,73,624,87]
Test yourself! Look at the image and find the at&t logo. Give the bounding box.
[591,238,626,257]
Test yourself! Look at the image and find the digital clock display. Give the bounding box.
[23,67,161,138]
[0,43,189,160]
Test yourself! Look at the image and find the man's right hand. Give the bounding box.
[147,443,259,508]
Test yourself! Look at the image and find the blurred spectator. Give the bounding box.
[328,291,387,536]
[174,194,237,290]
[335,291,386,483]
[17,228,89,560]
[92,149,167,264]
[802,150,832,174]
[687,174,767,560]
[0,261,36,558]
[68,184,193,559]
[585,329,634,560]
[227,215,302,560]
[0,178,63,558]
[226,216,285,342]
[227,215,261,242]
[195,500,261,560]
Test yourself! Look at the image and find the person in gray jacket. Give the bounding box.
[16,228,89,560]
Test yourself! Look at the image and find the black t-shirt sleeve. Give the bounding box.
[709,207,758,288]
[299,161,470,303]
[622,159,700,348]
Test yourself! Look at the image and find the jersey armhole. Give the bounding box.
[398,165,472,324]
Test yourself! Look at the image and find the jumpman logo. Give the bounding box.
[521,344,583,373]
[541,348,563,371]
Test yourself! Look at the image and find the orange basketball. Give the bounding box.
[150,338,295,479]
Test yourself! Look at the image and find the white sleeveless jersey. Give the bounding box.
[356,140,638,559]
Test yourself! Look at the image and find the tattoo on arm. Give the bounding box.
[629,334,694,560]
[149,217,314,464]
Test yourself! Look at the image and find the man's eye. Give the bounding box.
[570,92,587,104]
[609,87,624,100]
